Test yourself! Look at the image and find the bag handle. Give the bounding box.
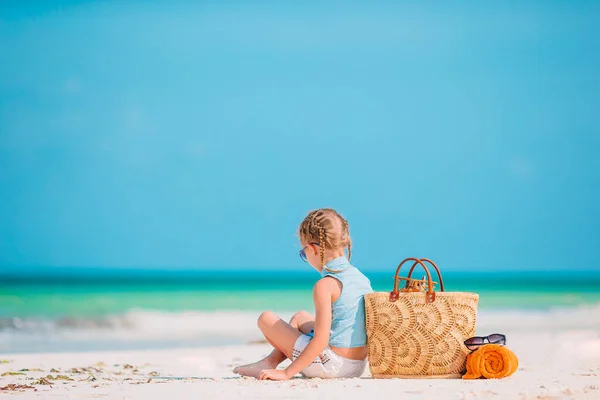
[406,258,445,292]
[389,257,436,304]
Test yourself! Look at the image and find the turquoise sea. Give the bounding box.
[1,269,599,354]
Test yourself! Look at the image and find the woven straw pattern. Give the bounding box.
[365,291,479,378]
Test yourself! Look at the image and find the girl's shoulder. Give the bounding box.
[313,275,341,291]
[313,276,344,304]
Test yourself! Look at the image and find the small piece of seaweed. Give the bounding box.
[46,375,74,381]
[0,384,35,391]
[34,377,53,385]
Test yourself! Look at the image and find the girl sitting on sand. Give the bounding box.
[233,208,373,380]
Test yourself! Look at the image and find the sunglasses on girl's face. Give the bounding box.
[464,333,506,351]
[299,242,320,262]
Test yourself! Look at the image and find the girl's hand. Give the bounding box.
[258,369,291,381]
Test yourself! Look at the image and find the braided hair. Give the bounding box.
[298,208,352,270]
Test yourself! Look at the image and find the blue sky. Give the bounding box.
[0,1,599,272]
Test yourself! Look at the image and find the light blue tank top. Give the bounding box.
[308,256,373,348]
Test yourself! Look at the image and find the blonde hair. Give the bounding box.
[298,208,352,269]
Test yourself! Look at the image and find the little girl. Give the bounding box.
[233,208,373,380]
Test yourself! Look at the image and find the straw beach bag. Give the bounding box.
[365,258,479,378]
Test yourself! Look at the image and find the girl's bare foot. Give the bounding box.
[233,358,278,378]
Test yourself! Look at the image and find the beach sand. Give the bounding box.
[1,309,599,399]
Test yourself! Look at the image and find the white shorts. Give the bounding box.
[291,334,368,379]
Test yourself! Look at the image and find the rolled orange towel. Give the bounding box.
[462,344,519,380]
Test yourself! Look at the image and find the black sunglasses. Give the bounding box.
[299,242,320,262]
[464,333,506,351]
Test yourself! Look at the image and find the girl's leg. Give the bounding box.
[233,311,315,378]
[261,310,315,362]
[292,310,316,335]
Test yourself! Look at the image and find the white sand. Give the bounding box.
[1,309,599,399]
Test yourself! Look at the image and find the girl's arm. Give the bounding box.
[283,277,336,378]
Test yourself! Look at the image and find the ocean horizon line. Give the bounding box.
[1,266,599,287]
[2,264,599,273]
